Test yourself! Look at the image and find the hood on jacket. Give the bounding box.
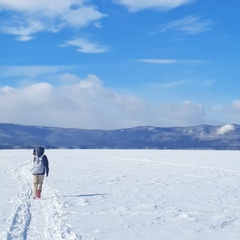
[36,147,44,157]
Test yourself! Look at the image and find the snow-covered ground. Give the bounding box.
[1,149,240,240]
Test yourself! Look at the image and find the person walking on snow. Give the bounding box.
[31,147,49,199]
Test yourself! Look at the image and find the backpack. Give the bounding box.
[32,156,45,174]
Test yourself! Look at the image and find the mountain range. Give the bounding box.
[0,123,240,150]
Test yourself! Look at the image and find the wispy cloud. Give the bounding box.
[0,0,106,41]
[148,80,194,89]
[1,18,46,41]
[0,65,73,78]
[61,38,109,53]
[159,15,213,35]
[139,59,205,64]
[113,0,195,12]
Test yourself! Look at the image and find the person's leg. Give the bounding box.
[33,175,38,199]
[37,175,44,198]
[37,175,44,191]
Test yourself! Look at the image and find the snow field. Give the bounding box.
[1,149,240,239]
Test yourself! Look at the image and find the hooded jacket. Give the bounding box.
[32,147,49,176]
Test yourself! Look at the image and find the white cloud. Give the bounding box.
[0,0,106,40]
[57,73,82,85]
[231,100,240,109]
[61,6,105,27]
[113,0,195,12]
[224,100,240,122]
[17,35,35,41]
[2,18,46,41]
[160,101,206,126]
[0,74,146,129]
[0,72,222,129]
[0,68,237,129]
[62,38,109,53]
[160,15,213,35]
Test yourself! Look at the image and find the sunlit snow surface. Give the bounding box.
[1,149,240,240]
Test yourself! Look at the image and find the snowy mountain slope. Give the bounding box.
[1,149,240,239]
[1,123,240,149]
[216,124,235,135]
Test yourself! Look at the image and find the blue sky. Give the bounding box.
[0,0,240,129]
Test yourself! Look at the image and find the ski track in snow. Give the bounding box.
[5,161,81,240]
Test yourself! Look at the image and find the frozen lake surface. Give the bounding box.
[1,149,240,239]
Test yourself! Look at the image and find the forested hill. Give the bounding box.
[0,123,239,150]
